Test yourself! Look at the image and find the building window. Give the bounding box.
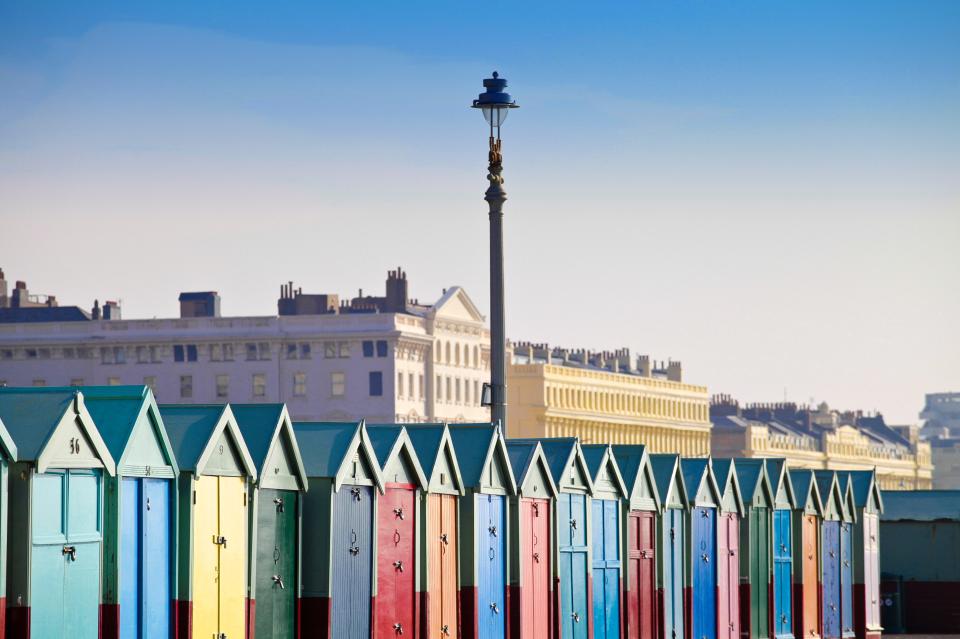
[376,340,388,357]
[465,380,470,404]
[294,372,307,397]
[174,345,185,362]
[0,349,13,360]
[253,373,266,398]
[408,373,414,399]
[338,341,350,358]
[108,377,121,386]
[187,345,198,362]
[211,344,222,361]
[32,378,45,387]
[246,343,258,361]
[437,375,443,400]
[436,342,442,362]
[144,376,157,394]
[455,344,461,366]
[78,347,94,359]
[222,343,234,361]
[180,375,193,398]
[26,348,38,359]
[325,342,337,358]
[474,380,480,405]
[39,348,51,359]
[136,346,149,363]
[70,378,84,387]
[445,342,451,363]
[446,377,452,402]
[331,372,346,397]
[419,375,424,400]
[259,343,271,360]
[362,341,374,357]
[286,343,298,359]
[397,372,404,397]
[456,378,462,403]
[300,343,311,359]
[369,372,383,397]
[216,374,229,399]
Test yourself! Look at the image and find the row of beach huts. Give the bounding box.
[0,385,883,639]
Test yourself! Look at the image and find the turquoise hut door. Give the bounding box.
[32,470,102,639]
[558,493,589,638]
[120,478,172,639]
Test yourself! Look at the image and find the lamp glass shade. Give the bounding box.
[481,105,509,127]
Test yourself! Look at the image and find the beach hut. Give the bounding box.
[0,410,14,638]
[787,470,824,639]
[80,386,178,639]
[582,444,629,639]
[232,404,308,639]
[294,421,384,639]
[712,460,746,639]
[838,476,857,639]
[0,387,115,639]
[505,439,558,639]
[366,425,428,639]
[534,438,594,639]
[447,423,518,639]
[835,471,882,639]
[680,458,723,639]
[160,404,257,639]
[612,445,662,639]
[405,423,465,639]
[814,471,846,639]
[733,459,776,639]
[765,460,797,639]
[650,454,688,639]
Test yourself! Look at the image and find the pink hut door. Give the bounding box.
[718,513,741,639]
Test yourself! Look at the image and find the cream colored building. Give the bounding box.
[711,396,933,490]
[507,343,711,455]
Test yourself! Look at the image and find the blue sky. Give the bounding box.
[1,1,958,422]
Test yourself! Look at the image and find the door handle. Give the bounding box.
[533,552,540,563]
[394,560,404,572]
[440,533,449,545]
[572,611,580,623]
[394,507,404,520]
[62,545,77,561]
[441,624,450,635]
[274,497,285,513]
[272,575,285,589]
[393,623,403,635]
[489,524,498,537]
[351,487,363,501]
[702,553,710,563]
[214,535,228,549]
[570,518,577,530]
[490,602,499,614]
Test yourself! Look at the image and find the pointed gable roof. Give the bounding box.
[519,437,594,495]
[0,387,114,473]
[427,286,485,323]
[505,439,558,498]
[789,469,824,516]
[79,385,177,474]
[711,458,745,516]
[733,458,773,509]
[814,470,845,520]
[680,457,722,507]
[581,444,628,500]
[366,424,429,490]
[612,445,661,512]
[232,403,308,491]
[399,423,463,494]
[447,423,517,495]
[293,421,385,492]
[837,469,883,514]
[650,453,688,508]
[766,458,797,509]
[159,404,256,479]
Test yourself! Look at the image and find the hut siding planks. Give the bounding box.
[691,507,717,639]
[518,498,551,639]
[626,510,657,639]
[426,493,459,639]
[592,498,621,639]
[661,508,685,639]
[822,521,841,639]
[255,488,297,639]
[558,492,589,639]
[772,510,793,639]
[330,485,373,639]
[794,514,820,639]
[840,524,854,639]
[476,493,507,639]
[376,485,416,639]
[718,512,740,639]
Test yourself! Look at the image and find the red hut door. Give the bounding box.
[627,510,657,639]
[801,515,821,639]
[376,485,416,638]
[718,513,741,639]
[520,498,551,639]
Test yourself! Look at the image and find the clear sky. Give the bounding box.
[1,1,957,424]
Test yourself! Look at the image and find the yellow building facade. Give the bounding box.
[711,397,933,490]
[506,344,711,455]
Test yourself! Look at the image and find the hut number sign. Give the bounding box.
[69,436,82,455]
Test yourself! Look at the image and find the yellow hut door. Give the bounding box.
[193,475,248,639]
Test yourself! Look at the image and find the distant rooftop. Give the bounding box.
[512,341,683,382]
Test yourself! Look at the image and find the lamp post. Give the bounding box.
[472,71,518,434]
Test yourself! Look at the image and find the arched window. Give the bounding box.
[445,341,451,364]
[456,343,461,366]
[436,341,442,362]
[473,346,479,367]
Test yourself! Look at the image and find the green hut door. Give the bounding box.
[255,488,297,639]
[749,507,770,639]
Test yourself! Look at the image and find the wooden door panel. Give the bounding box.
[120,478,141,639]
[376,486,416,639]
[143,478,172,639]
[192,476,219,639]
[801,516,819,639]
[217,476,248,639]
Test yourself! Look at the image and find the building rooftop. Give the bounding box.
[512,341,683,382]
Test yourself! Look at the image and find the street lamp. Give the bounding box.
[472,71,518,434]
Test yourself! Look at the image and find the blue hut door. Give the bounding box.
[331,485,373,638]
[591,499,621,639]
[692,507,717,639]
[477,494,506,638]
[772,510,793,638]
[821,521,841,639]
[663,509,685,639]
[840,523,853,638]
[558,493,589,638]
[120,478,172,639]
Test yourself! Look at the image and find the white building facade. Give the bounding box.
[0,286,491,424]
